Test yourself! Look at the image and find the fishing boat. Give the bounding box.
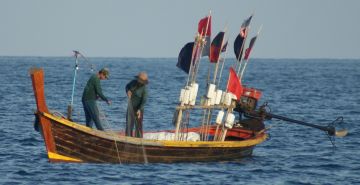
[31,68,267,163]
[30,13,347,164]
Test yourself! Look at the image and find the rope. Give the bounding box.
[126,98,148,164]
[73,51,95,72]
[97,103,122,164]
[50,110,66,118]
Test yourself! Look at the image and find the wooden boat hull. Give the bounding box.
[31,68,267,164]
[38,112,266,163]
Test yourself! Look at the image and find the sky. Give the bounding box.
[0,0,359,59]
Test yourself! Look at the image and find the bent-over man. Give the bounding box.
[82,68,111,130]
[125,72,148,138]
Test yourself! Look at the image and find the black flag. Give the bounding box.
[234,15,253,61]
[234,34,245,61]
[210,32,225,63]
[177,42,194,74]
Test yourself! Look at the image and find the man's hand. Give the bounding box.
[107,100,112,105]
[136,110,141,119]
[127,91,132,98]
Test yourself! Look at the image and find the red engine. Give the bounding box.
[239,87,262,111]
[242,87,262,100]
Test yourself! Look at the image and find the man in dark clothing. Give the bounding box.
[125,72,148,138]
[82,68,111,130]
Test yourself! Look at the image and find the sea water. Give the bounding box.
[0,57,359,184]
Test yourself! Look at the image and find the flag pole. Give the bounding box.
[185,34,199,87]
[240,25,262,80]
[236,13,254,76]
[177,11,211,141]
[213,26,228,84]
[216,39,229,88]
[216,23,229,88]
[204,27,228,141]
[198,11,213,140]
[236,26,251,75]
[186,9,211,86]
[193,10,211,83]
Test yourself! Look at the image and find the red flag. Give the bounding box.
[198,16,211,36]
[244,35,257,60]
[227,67,243,100]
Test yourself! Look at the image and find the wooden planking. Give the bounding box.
[50,120,256,163]
[44,111,267,148]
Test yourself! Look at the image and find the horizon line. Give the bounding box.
[0,55,359,61]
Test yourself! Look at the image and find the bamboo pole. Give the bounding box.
[236,13,255,76]
[174,109,183,141]
[192,11,211,83]
[204,27,228,141]
[176,11,211,140]
[213,26,228,84]
[236,27,250,76]
[240,25,263,80]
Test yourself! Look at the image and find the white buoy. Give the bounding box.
[220,91,226,105]
[183,86,191,105]
[223,92,232,106]
[179,88,186,103]
[225,113,235,129]
[189,83,199,106]
[215,89,223,105]
[209,90,216,105]
[206,84,216,98]
[216,110,224,125]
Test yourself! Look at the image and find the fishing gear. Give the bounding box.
[67,51,80,120]
[244,102,348,146]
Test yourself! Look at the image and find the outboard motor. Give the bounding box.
[234,87,265,131]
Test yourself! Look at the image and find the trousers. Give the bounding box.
[126,108,143,138]
[82,100,104,131]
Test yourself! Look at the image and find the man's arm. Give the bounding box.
[94,78,108,102]
[139,87,148,112]
[125,80,136,97]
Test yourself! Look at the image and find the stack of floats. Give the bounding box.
[174,12,263,142]
[176,82,238,141]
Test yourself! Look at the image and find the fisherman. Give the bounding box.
[125,72,148,138]
[82,68,111,130]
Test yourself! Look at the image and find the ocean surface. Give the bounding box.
[0,56,359,185]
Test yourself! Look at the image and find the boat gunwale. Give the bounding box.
[40,111,268,148]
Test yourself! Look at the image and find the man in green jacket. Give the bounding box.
[125,72,148,138]
[82,68,111,130]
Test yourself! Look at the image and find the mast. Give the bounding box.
[234,14,253,76]
[175,11,212,141]
[240,25,262,80]
[67,51,80,120]
[202,28,227,141]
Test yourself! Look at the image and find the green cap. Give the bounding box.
[99,68,110,79]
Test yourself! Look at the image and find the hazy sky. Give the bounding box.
[1,0,359,58]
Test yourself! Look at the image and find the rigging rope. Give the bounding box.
[126,98,148,164]
[70,51,123,163]
[97,103,122,164]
